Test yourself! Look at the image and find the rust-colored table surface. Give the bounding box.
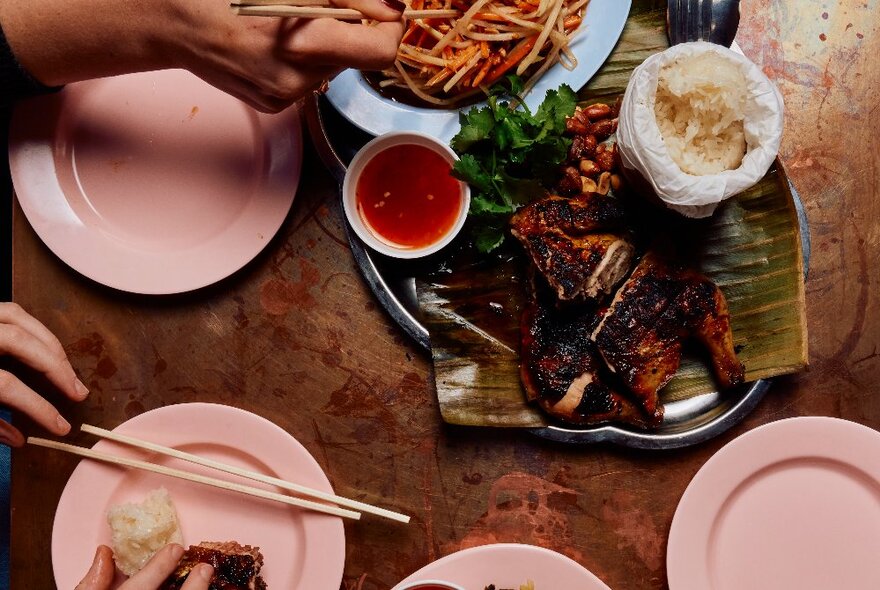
[9,3,880,589]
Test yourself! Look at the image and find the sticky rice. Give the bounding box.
[107,487,183,576]
[654,51,748,176]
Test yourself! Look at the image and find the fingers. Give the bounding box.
[201,65,339,112]
[283,20,403,70]
[0,303,88,402]
[0,370,70,437]
[331,0,405,21]
[180,563,214,590]
[0,418,24,448]
[75,545,115,590]
[119,544,185,590]
[0,303,64,357]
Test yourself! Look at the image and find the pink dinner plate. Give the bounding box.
[9,69,302,294]
[667,416,880,590]
[51,403,344,589]
[392,543,612,589]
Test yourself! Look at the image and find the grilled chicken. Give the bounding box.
[161,542,267,590]
[510,193,635,301]
[520,274,659,428]
[592,252,745,419]
[510,192,627,236]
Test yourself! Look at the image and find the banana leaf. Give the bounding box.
[415,3,808,428]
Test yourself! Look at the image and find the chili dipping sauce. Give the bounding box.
[356,143,462,249]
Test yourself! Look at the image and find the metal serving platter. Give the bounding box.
[305,93,812,450]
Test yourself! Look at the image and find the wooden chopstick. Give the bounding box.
[231,3,460,20]
[81,424,411,524]
[28,437,361,521]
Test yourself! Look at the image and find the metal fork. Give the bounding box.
[667,0,741,47]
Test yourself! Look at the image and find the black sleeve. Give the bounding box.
[0,22,61,107]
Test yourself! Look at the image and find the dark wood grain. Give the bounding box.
[10,2,880,589]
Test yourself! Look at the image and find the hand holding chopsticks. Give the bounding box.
[29,425,410,524]
[231,0,460,21]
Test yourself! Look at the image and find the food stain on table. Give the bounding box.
[68,331,117,388]
[453,472,586,563]
[600,489,663,572]
[259,258,321,315]
[124,399,145,419]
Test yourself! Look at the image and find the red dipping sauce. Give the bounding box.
[356,143,462,249]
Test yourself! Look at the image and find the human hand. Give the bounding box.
[76,544,213,590]
[0,303,89,447]
[165,0,406,112]
[0,0,405,113]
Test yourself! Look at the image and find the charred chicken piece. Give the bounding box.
[510,193,635,302]
[509,193,627,236]
[592,252,745,419]
[520,275,659,428]
[161,542,267,590]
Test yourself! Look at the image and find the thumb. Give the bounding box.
[75,545,115,590]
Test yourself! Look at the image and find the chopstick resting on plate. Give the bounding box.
[28,437,361,519]
[79,424,410,523]
[28,431,409,524]
[231,1,460,20]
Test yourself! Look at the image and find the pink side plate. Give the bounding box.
[9,69,302,295]
[392,543,613,589]
[51,403,345,589]
[667,416,880,590]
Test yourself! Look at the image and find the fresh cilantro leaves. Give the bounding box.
[451,78,577,253]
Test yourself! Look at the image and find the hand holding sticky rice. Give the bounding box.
[108,488,184,576]
[616,42,784,218]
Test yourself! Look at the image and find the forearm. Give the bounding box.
[0,0,403,112]
[0,0,180,86]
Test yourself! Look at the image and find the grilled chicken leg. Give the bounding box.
[520,274,659,428]
[592,252,745,418]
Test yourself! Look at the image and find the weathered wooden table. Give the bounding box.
[10,2,879,588]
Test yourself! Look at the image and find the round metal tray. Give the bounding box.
[305,93,812,450]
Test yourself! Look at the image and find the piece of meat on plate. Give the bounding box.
[509,192,628,236]
[160,541,267,590]
[520,276,660,428]
[510,193,635,302]
[592,252,745,419]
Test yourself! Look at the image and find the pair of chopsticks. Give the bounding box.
[28,425,410,523]
[231,0,460,21]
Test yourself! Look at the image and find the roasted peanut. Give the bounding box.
[565,116,589,135]
[558,165,582,196]
[581,134,598,156]
[581,176,598,193]
[584,103,612,121]
[596,172,611,195]
[565,108,590,135]
[567,134,597,160]
[567,137,584,161]
[610,173,623,191]
[594,143,617,172]
[588,117,617,140]
[578,159,600,177]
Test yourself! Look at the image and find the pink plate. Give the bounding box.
[9,69,302,294]
[51,403,344,589]
[392,543,612,589]
[667,416,880,590]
